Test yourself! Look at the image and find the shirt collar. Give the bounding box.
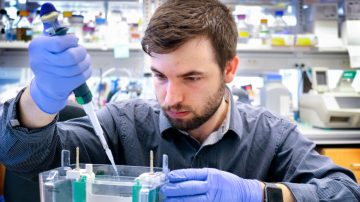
[159,85,243,139]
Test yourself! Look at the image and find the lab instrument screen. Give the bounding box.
[335,97,360,108]
[316,71,327,85]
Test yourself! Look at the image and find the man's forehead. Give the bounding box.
[149,38,218,72]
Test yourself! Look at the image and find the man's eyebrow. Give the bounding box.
[150,66,163,74]
[150,66,204,77]
[178,71,204,77]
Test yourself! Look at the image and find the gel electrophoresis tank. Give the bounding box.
[39,150,169,202]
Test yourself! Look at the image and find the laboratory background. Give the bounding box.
[0,0,360,201]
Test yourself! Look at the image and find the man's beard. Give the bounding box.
[161,82,225,131]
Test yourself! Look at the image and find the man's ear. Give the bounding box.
[224,55,239,83]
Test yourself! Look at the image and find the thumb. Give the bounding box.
[168,168,208,183]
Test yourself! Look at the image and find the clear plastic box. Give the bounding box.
[39,164,166,202]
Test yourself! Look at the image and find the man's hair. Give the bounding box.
[141,0,238,71]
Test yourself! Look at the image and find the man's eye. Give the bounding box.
[155,74,167,80]
[186,76,201,81]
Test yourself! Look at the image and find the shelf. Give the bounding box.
[0,41,348,54]
[0,41,351,75]
[298,124,360,145]
[237,44,348,54]
[0,41,143,51]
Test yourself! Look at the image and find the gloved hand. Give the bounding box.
[29,35,91,114]
[161,168,262,202]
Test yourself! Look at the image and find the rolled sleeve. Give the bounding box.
[0,89,59,177]
[282,182,318,202]
[274,124,360,201]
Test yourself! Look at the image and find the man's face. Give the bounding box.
[150,37,225,131]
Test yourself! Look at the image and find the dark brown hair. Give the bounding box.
[141,0,238,71]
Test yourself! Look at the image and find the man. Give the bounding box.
[0,0,359,201]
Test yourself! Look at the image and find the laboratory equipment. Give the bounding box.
[300,68,360,129]
[272,10,287,46]
[272,11,288,35]
[40,3,118,174]
[32,10,43,38]
[236,14,249,44]
[310,67,329,93]
[271,10,292,46]
[0,9,12,41]
[259,19,270,45]
[260,73,292,118]
[39,149,169,202]
[0,9,7,40]
[62,11,72,28]
[140,72,156,99]
[16,10,32,41]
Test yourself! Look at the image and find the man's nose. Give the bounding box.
[164,81,184,107]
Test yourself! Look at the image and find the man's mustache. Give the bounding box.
[162,104,192,112]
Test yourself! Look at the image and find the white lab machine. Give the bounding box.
[300,68,360,129]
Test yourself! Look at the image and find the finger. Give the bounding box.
[35,67,91,101]
[44,45,88,67]
[164,194,209,202]
[42,54,91,77]
[29,35,79,53]
[71,65,92,89]
[167,168,208,183]
[161,180,208,197]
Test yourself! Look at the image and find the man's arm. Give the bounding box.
[0,89,119,179]
[272,124,360,201]
[18,87,56,128]
[260,183,294,202]
[273,183,295,202]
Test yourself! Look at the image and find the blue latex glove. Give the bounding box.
[29,35,91,114]
[161,168,262,202]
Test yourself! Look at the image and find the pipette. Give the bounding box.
[40,3,118,175]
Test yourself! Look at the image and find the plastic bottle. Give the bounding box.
[236,14,249,44]
[271,11,289,46]
[260,73,292,118]
[16,10,32,41]
[62,11,72,30]
[140,72,155,99]
[70,14,84,44]
[272,11,288,34]
[5,18,14,41]
[259,19,270,45]
[83,20,95,43]
[0,9,11,41]
[0,9,6,41]
[32,10,43,38]
[106,11,130,57]
[11,11,20,41]
[95,17,107,46]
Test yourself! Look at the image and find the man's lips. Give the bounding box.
[166,110,191,118]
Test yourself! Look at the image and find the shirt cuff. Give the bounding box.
[282,182,319,202]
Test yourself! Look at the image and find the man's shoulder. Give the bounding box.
[236,103,295,134]
[236,102,277,121]
[105,99,161,118]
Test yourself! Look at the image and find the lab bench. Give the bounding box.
[298,124,360,145]
[298,124,360,183]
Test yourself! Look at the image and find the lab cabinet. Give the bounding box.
[319,148,360,184]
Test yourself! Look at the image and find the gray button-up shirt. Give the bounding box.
[0,88,359,201]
